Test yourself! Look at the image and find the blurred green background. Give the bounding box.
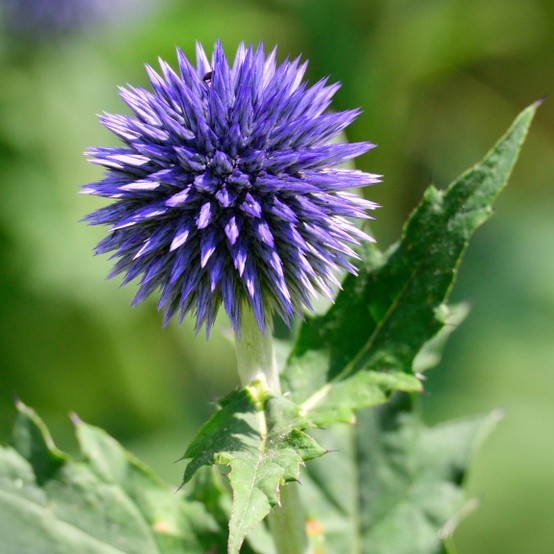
[1,1,553,552]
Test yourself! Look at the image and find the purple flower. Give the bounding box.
[82,41,380,335]
[1,0,148,39]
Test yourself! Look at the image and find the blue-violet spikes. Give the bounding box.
[82,41,380,335]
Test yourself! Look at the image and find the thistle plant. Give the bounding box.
[0,40,539,554]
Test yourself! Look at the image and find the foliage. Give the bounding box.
[0,104,536,553]
[0,401,227,553]
[301,395,501,554]
[282,102,537,426]
[181,385,325,553]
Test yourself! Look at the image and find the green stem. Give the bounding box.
[235,306,280,390]
[235,306,309,554]
[268,483,309,554]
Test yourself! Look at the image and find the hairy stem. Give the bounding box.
[235,307,309,554]
[235,306,280,390]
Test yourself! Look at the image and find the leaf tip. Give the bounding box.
[533,95,547,108]
[12,393,23,409]
[69,412,82,427]
[176,479,186,492]
[439,497,480,540]
[13,398,38,421]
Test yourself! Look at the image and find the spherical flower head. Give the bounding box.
[82,41,380,335]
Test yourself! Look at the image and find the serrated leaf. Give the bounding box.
[299,298,473,554]
[412,302,470,375]
[299,370,422,426]
[300,395,500,554]
[356,395,501,554]
[282,103,538,425]
[0,401,227,554]
[190,467,267,554]
[181,385,326,554]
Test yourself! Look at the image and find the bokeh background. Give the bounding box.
[1,1,553,552]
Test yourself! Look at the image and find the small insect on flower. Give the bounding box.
[82,40,380,336]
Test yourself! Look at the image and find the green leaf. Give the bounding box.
[181,384,326,554]
[299,295,472,554]
[282,102,538,425]
[412,302,469,375]
[301,395,500,554]
[189,467,268,554]
[357,395,501,554]
[299,370,422,426]
[0,401,227,554]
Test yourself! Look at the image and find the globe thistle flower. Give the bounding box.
[82,41,380,335]
[1,0,149,39]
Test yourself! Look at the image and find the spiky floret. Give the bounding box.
[82,41,380,335]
